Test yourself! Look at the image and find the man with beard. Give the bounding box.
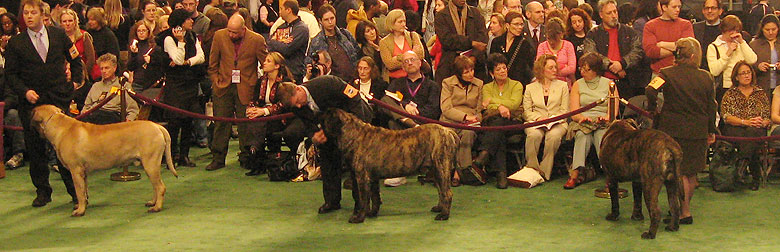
[206,14,268,171]
[583,0,643,98]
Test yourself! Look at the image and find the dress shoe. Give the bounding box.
[318,203,341,214]
[205,161,226,171]
[342,179,353,190]
[32,195,52,207]
[563,177,578,190]
[245,169,264,176]
[197,142,208,148]
[177,157,196,167]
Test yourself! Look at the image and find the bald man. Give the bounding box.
[206,14,269,171]
[523,1,546,52]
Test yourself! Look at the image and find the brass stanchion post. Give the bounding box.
[595,81,627,198]
[111,85,141,182]
[0,102,5,179]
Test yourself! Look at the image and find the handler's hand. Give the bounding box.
[26,90,39,104]
[313,130,328,145]
[707,133,716,145]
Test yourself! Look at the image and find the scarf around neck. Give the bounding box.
[448,0,468,36]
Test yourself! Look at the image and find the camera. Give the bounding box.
[308,52,322,78]
[770,63,778,71]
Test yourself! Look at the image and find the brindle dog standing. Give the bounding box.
[320,109,458,223]
[599,119,684,239]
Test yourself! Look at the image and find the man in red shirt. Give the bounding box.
[642,0,693,76]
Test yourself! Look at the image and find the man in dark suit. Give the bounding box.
[276,75,372,214]
[523,1,546,53]
[5,0,84,207]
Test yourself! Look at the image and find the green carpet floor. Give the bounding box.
[2,140,780,251]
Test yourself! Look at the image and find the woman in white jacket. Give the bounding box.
[707,15,757,102]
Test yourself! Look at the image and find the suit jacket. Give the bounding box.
[647,64,717,140]
[522,79,569,127]
[291,75,373,136]
[208,29,268,105]
[5,26,83,108]
[523,21,546,53]
[433,5,488,83]
[440,75,483,123]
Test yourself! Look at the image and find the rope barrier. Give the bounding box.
[619,97,780,143]
[128,91,295,123]
[74,93,118,120]
[367,96,605,132]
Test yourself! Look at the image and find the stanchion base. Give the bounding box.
[110,171,141,181]
[595,188,628,199]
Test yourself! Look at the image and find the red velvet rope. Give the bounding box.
[368,96,604,132]
[128,92,295,122]
[74,92,118,120]
[619,98,780,143]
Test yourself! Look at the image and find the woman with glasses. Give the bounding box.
[564,52,611,189]
[706,15,757,103]
[721,61,770,191]
[489,11,534,85]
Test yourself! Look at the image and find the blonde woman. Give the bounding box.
[378,9,424,81]
[105,0,134,51]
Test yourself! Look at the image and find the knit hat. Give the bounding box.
[168,8,191,28]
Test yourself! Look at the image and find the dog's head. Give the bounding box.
[31,105,64,135]
[602,119,637,144]
[318,108,354,141]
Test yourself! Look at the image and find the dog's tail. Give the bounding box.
[158,124,179,178]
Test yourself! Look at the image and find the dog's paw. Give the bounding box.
[665,225,679,232]
[147,207,161,213]
[145,201,155,207]
[605,213,620,221]
[71,209,85,217]
[431,205,443,212]
[348,215,365,223]
[631,213,644,221]
[435,213,449,221]
[641,232,656,239]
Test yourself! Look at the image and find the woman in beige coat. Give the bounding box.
[441,56,483,186]
[523,54,569,181]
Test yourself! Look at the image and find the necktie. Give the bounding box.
[532,28,539,44]
[33,32,47,62]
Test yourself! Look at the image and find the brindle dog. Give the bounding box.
[320,109,458,223]
[599,119,684,239]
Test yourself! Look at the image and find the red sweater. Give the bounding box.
[642,17,694,73]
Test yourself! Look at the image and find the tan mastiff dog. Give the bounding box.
[31,105,179,216]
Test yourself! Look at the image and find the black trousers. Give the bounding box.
[166,117,193,159]
[80,109,122,125]
[479,116,521,173]
[20,104,76,199]
[245,118,306,167]
[722,124,764,180]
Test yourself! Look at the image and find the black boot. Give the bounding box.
[496,170,508,189]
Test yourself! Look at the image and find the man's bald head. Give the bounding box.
[227,13,246,41]
[401,51,421,75]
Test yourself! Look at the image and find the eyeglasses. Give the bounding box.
[738,71,752,76]
[403,58,419,64]
[703,6,720,11]
[509,22,523,27]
